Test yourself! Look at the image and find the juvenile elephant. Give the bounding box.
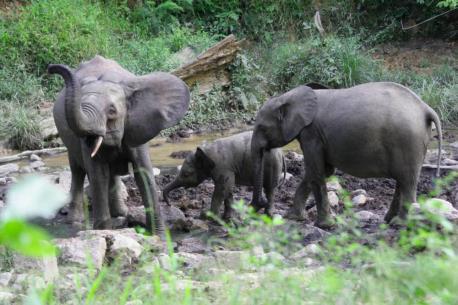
[163,131,285,219]
[48,56,190,236]
[251,82,442,228]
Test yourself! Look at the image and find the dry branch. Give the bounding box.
[172,34,243,94]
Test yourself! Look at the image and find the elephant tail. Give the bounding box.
[278,153,287,187]
[427,108,442,177]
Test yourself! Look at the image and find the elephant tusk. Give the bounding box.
[91,136,103,158]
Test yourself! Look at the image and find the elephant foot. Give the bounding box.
[315,216,336,230]
[286,206,307,221]
[66,208,85,225]
[93,218,112,230]
[250,199,268,212]
[384,210,396,223]
[387,216,406,228]
[110,201,129,218]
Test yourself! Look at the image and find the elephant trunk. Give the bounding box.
[251,140,265,209]
[163,178,182,205]
[48,64,92,137]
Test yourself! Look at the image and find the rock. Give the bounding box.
[30,154,42,162]
[177,129,193,138]
[0,163,19,177]
[153,167,161,176]
[12,253,59,282]
[352,193,367,206]
[127,206,147,226]
[326,181,342,192]
[108,234,144,266]
[54,236,107,270]
[157,253,174,271]
[39,116,58,140]
[162,204,187,227]
[57,171,72,193]
[213,250,249,270]
[176,252,216,271]
[327,191,339,208]
[286,151,304,162]
[187,218,209,231]
[29,160,45,169]
[351,189,367,197]
[77,228,164,252]
[300,225,330,244]
[0,178,6,186]
[450,141,458,149]
[177,237,208,254]
[411,198,458,222]
[0,271,13,287]
[284,172,294,181]
[0,292,16,303]
[290,244,320,261]
[19,166,33,174]
[355,210,381,222]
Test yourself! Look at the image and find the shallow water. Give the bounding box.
[16,128,302,171]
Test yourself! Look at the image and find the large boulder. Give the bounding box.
[0,163,19,177]
[12,253,58,282]
[54,236,107,270]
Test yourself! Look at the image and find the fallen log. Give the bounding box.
[0,147,67,164]
[172,34,243,94]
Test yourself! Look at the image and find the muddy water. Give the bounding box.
[34,129,302,170]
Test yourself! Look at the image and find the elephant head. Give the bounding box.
[251,85,317,207]
[48,58,190,157]
[163,147,215,204]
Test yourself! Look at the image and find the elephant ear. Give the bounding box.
[277,85,318,142]
[195,147,215,173]
[123,72,190,146]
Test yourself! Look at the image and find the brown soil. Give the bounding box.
[372,39,457,75]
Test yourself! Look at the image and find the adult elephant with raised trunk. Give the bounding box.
[48,55,190,236]
[251,82,442,228]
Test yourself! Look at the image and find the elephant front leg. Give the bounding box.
[131,148,164,237]
[109,175,128,217]
[208,174,234,221]
[88,164,111,229]
[66,159,86,224]
[312,180,335,229]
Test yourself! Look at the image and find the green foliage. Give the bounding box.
[267,36,379,92]
[0,101,43,150]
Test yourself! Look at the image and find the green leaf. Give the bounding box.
[0,219,55,256]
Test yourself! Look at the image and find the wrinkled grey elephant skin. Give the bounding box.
[163,131,285,219]
[48,55,190,236]
[251,82,442,228]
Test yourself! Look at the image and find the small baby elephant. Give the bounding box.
[163,131,285,220]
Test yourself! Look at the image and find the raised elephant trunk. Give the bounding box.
[251,140,265,210]
[163,178,182,205]
[48,65,92,137]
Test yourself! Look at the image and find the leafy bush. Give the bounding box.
[267,36,379,92]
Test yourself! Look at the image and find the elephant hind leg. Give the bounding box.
[286,176,311,220]
[384,183,400,223]
[109,175,128,217]
[385,172,419,223]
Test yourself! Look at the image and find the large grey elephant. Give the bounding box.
[251,82,442,228]
[163,131,285,219]
[48,55,190,236]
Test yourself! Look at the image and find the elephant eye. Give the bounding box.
[107,105,117,117]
